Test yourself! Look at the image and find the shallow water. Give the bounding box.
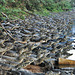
[72,21,75,35]
[55,20,75,70]
[66,20,75,60]
[67,49,75,60]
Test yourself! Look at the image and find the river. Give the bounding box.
[57,20,75,67]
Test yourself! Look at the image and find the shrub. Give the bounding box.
[0,0,72,20]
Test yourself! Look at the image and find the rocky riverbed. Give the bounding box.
[0,10,75,75]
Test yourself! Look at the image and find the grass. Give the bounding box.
[0,5,27,20]
[34,9,50,16]
[0,0,72,21]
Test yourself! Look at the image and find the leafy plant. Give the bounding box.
[0,0,72,20]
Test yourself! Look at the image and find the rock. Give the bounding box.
[46,71,60,75]
[0,10,75,75]
[19,69,36,75]
[60,71,73,75]
[24,65,43,73]
[73,68,75,74]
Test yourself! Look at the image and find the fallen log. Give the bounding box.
[58,58,75,65]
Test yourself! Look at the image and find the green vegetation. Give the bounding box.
[0,0,72,20]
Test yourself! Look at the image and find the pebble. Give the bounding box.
[0,10,75,74]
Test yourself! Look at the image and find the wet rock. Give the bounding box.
[60,71,73,75]
[73,68,75,74]
[46,71,60,75]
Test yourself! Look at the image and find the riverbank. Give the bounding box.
[0,0,72,20]
[0,10,75,75]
